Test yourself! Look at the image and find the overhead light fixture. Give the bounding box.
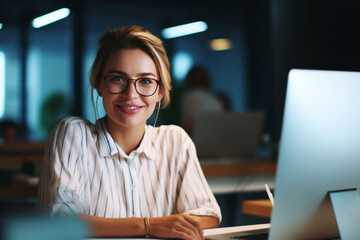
[209,38,233,51]
[32,8,70,28]
[161,21,208,39]
[0,23,3,30]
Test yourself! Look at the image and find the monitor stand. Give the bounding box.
[329,188,360,240]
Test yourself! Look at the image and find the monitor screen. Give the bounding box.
[269,69,360,239]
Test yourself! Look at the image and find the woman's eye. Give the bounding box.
[139,78,153,84]
[110,76,125,82]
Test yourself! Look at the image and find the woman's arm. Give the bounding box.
[79,213,214,240]
[174,133,222,225]
[191,215,219,229]
[38,117,85,214]
[78,214,146,237]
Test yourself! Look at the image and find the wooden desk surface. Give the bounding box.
[0,141,46,165]
[202,158,276,195]
[200,158,276,177]
[0,183,38,199]
[0,141,46,151]
[242,199,273,218]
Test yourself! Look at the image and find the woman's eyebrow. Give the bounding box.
[106,70,127,76]
[137,72,157,78]
[106,70,156,78]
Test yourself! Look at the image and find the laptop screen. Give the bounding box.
[192,111,264,159]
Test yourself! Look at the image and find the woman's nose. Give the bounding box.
[123,80,139,98]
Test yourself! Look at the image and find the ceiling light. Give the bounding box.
[161,21,208,39]
[209,38,232,51]
[0,23,3,30]
[32,8,70,28]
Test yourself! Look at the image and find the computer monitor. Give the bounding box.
[269,69,360,240]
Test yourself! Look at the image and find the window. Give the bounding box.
[0,51,5,118]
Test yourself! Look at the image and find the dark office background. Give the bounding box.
[1,0,360,143]
[1,0,360,229]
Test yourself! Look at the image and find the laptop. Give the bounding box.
[205,224,270,240]
[192,111,265,159]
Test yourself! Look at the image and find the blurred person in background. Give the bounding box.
[180,66,225,136]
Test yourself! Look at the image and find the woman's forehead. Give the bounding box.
[103,49,158,78]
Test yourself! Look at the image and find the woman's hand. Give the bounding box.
[148,214,204,240]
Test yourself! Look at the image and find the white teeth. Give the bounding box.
[122,106,138,109]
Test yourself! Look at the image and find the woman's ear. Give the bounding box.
[96,87,103,97]
[157,88,164,102]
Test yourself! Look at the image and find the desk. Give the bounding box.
[0,142,45,201]
[206,174,275,195]
[242,199,272,218]
[202,159,275,226]
[201,158,276,195]
[86,223,271,240]
[200,158,276,177]
[0,141,45,165]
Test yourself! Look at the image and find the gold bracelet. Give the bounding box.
[144,217,150,237]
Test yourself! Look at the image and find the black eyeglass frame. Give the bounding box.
[103,75,161,97]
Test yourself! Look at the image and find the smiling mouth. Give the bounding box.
[118,106,142,110]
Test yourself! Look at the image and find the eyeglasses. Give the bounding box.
[103,74,160,96]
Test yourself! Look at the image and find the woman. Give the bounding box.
[38,25,221,239]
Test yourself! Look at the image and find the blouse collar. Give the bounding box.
[95,117,156,160]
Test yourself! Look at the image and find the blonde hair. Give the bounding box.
[90,25,172,117]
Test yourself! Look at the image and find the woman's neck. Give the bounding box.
[106,118,146,155]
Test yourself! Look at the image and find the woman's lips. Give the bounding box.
[117,104,143,114]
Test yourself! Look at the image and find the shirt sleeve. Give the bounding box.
[37,117,86,216]
[175,133,222,223]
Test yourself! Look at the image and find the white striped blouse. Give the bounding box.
[38,116,221,222]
